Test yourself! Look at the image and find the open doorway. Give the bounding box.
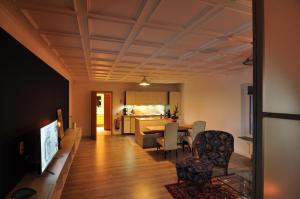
[91,91,112,139]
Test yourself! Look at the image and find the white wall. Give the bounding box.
[72,81,180,137]
[182,68,252,157]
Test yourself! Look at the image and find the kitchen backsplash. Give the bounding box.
[123,105,166,115]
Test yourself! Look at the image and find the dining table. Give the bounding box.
[144,125,192,135]
[144,124,192,144]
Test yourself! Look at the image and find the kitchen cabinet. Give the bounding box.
[122,115,162,134]
[123,116,136,134]
[134,92,145,105]
[125,91,168,105]
[130,117,136,133]
[153,92,168,104]
[126,91,136,105]
[123,116,131,134]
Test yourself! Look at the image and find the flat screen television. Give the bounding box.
[40,120,59,174]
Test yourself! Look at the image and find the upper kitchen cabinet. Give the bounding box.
[151,91,168,105]
[126,91,136,105]
[125,91,168,105]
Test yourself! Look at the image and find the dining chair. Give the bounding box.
[182,121,206,155]
[156,122,179,159]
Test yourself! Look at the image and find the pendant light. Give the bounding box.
[139,76,150,86]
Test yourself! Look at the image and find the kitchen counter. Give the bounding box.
[122,115,166,134]
[135,118,169,148]
[136,117,167,121]
[123,115,162,117]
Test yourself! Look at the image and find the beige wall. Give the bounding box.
[72,81,180,137]
[182,68,252,157]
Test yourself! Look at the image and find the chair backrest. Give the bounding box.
[193,130,234,168]
[164,122,179,150]
[191,121,206,140]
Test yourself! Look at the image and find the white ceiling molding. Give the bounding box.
[73,0,92,79]
[0,0,72,80]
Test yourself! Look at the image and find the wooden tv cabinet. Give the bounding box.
[5,128,82,199]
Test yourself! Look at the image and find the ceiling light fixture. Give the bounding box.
[139,76,150,86]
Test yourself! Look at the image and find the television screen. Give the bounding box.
[40,120,59,174]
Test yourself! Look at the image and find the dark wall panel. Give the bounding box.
[0,28,69,198]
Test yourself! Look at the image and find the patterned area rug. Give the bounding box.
[165,178,242,199]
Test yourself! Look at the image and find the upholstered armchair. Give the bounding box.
[176,130,234,186]
[182,121,206,154]
[156,122,179,159]
[193,130,234,175]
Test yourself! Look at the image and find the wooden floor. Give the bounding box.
[96,127,111,135]
[62,134,251,199]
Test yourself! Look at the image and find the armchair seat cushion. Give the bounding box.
[176,157,213,186]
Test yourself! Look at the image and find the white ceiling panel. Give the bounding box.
[169,33,213,50]
[90,60,114,66]
[116,62,139,68]
[42,34,82,48]
[160,48,187,58]
[186,52,208,62]
[13,0,252,83]
[148,0,210,27]
[90,52,117,60]
[88,0,145,20]
[63,57,85,64]
[20,0,75,10]
[120,55,148,63]
[23,10,79,33]
[135,27,175,44]
[90,39,122,51]
[236,26,252,38]
[127,44,158,55]
[55,48,84,58]
[88,18,132,39]
[91,65,112,71]
[139,67,157,71]
[207,40,242,51]
[196,7,251,34]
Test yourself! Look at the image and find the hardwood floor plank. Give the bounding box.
[62,135,251,199]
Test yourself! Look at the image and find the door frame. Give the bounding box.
[91,91,113,139]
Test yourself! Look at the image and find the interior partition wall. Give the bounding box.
[254,1,300,199]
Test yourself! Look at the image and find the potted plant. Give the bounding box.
[171,105,179,122]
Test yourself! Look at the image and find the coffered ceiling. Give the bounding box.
[10,0,252,83]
